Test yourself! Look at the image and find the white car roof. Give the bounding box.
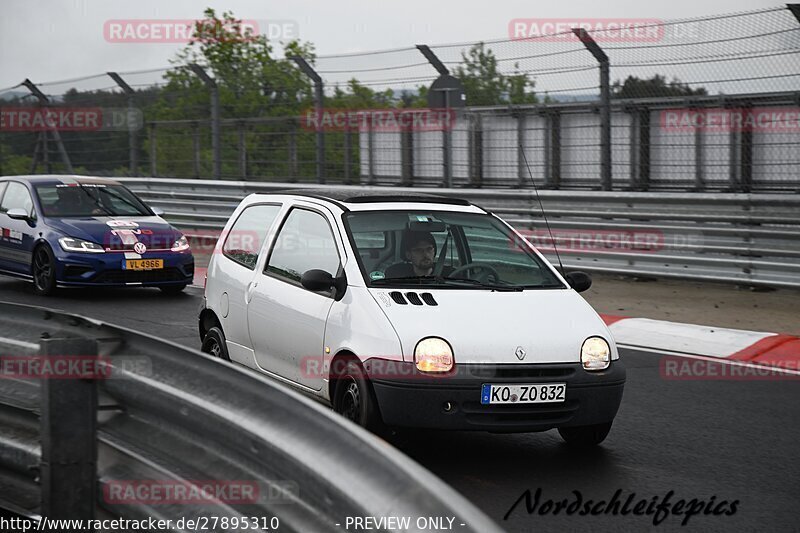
[243,190,487,214]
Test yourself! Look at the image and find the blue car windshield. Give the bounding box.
[35,184,151,217]
[344,210,565,290]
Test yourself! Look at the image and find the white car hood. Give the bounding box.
[368,288,615,365]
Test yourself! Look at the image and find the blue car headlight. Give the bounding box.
[171,235,190,252]
[58,237,105,254]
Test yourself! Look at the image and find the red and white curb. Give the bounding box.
[601,314,800,375]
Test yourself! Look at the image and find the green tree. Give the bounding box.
[612,75,707,99]
[152,8,315,120]
[327,79,395,109]
[455,42,537,105]
[146,8,318,178]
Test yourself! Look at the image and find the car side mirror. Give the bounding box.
[301,269,348,299]
[6,208,30,221]
[565,271,592,293]
[151,206,166,217]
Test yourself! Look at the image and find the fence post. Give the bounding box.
[291,57,325,184]
[189,64,221,179]
[238,121,247,180]
[637,108,651,191]
[442,107,453,188]
[571,29,611,190]
[344,128,353,184]
[468,113,483,187]
[42,132,51,173]
[516,109,527,187]
[288,120,298,183]
[401,128,414,187]
[416,45,456,188]
[149,123,157,177]
[723,98,741,191]
[192,121,201,178]
[107,72,138,176]
[740,105,753,192]
[39,335,98,521]
[367,122,376,185]
[693,105,705,191]
[22,79,73,174]
[627,107,637,190]
[547,111,561,189]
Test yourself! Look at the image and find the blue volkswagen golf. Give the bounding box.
[0,175,194,295]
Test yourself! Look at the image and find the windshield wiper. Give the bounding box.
[372,275,523,291]
[442,277,523,291]
[371,275,442,285]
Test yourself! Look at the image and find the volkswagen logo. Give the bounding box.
[133,242,147,255]
[514,346,526,360]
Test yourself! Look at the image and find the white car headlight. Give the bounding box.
[171,235,190,252]
[58,237,105,253]
[581,336,610,371]
[414,337,454,373]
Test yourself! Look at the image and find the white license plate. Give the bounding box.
[481,383,566,405]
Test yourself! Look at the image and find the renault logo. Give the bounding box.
[515,346,526,360]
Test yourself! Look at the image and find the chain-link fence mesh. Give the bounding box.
[1,6,798,191]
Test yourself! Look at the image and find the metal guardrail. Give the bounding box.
[119,178,800,289]
[0,301,502,531]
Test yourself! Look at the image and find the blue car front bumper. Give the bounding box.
[53,249,194,288]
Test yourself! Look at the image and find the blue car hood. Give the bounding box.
[45,216,182,250]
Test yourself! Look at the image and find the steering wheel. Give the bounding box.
[447,262,500,283]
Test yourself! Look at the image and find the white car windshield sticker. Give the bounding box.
[370,271,385,280]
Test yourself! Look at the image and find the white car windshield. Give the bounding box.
[344,210,565,290]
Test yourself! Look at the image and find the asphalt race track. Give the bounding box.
[0,278,797,532]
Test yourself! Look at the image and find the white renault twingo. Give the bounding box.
[199,190,625,446]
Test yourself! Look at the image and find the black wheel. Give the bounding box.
[332,359,383,432]
[32,245,57,296]
[558,421,613,447]
[159,284,187,295]
[201,326,229,361]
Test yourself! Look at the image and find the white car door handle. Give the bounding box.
[245,281,258,303]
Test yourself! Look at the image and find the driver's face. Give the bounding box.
[407,240,435,272]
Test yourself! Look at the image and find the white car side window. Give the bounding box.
[266,208,340,283]
[222,204,281,270]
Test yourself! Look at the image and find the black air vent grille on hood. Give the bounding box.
[405,292,423,306]
[420,293,438,306]
[387,291,438,307]
[390,291,408,305]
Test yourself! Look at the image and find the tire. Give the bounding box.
[558,421,613,447]
[160,284,187,295]
[32,244,57,296]
[332,359,383,433]
[201,326,230,361]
